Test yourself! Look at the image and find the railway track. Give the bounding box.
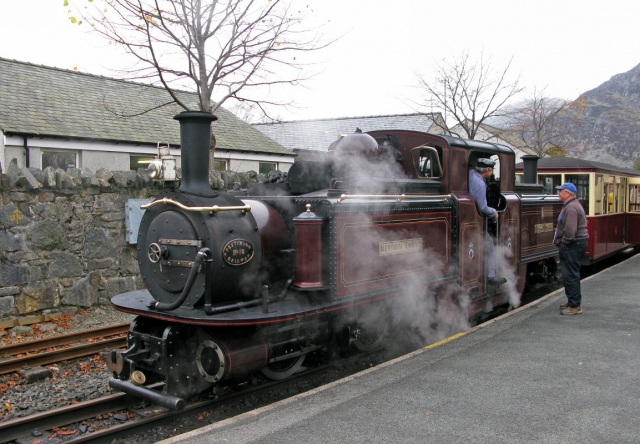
[0,357,359,444]
[0,324,129,375]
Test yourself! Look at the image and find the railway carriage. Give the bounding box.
[107,111,562,409]
[516,157,640,264]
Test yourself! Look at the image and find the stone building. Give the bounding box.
[0,57,295,176]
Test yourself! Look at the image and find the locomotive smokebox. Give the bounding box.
[174,111,218,196]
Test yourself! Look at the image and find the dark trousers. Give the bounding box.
[558,240,588,307]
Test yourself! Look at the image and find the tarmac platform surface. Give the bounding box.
[160,254,640,443]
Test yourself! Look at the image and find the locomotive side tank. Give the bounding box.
[107,112,561,409]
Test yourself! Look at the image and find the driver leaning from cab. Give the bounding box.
[468,157,507,285]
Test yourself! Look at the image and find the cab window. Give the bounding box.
[412,146,443,179]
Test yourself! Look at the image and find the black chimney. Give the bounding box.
[521,155,539,184]
[174,111,218,196]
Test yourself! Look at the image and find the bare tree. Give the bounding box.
[226,101,280,123]
[416,51,523,139]
[504,87,573,157]
[67,0,325,115]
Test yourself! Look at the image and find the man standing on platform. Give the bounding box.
[554,183,589,315]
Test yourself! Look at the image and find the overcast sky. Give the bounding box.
[1,0,639,122]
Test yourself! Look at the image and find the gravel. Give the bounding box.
[0,305,135,427]
[1,305,135,344]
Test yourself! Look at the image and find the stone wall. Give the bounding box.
[0,159,284,319]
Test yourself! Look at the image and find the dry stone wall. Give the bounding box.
[0,160,283,320]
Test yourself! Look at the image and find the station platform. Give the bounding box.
[160,254,640,444]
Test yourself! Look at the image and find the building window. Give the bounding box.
[130,155,155,171]
[259,162,277,175]
[42,150,77,170]
[213,159,227,171]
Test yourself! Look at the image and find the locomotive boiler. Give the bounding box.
[107,111,562,410]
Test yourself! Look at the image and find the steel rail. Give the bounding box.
[0,337,127,375]
[0,391,137,443]
[0,324,129,356]
[2,350,377,444]
[1,364,331,444]
[0,324,129,375]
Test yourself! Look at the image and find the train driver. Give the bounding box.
[469,157,507,285]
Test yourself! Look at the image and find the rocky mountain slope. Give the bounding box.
[563,62,640,167]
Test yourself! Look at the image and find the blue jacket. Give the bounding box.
[468,169,496,218]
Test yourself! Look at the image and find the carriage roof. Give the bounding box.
[516,157,640,177]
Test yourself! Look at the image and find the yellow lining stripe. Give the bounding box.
[424,331,467,349]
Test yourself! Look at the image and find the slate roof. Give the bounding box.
[253,113,445,152]
[475,122,528,149]
[0,57,293,156]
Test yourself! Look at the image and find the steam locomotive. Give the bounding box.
[106,111,562,410]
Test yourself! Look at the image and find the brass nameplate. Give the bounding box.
[223,239,255,266]
[534,223,554,233]
[379,238,424,256]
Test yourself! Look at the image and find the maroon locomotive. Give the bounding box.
[107,111,562,409]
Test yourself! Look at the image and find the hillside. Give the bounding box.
[563,63,640,167]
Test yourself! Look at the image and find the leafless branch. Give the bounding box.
[503,86,572,157]
[70,0,329,115]
[415,51,523,139]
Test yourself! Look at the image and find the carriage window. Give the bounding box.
[595,175,603,215]
[606,182,615,214]
[617,178,627,213]
[597,175,619,215]
[412,146,443,179]
[565,174,589,214]
[538,174,561,195]
[630,185,640,212]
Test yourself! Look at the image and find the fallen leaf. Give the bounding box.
[57,429,77,436]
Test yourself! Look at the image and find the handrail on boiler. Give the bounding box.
[336,193,452,204]
[141,197,251,214]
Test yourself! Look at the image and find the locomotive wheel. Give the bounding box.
[261,354,306,380]
[352,321,388,352]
